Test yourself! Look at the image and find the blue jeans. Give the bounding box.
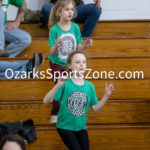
[0,8,32,57]
[0,60,29,79]
[0,8,5,50]
[42,3,102,37]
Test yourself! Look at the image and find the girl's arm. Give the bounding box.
[0,0,3,8]
[91,83,114,112]
[43,83,60,104]
[50,46,58,56]
[77,39,93,51]
[6,1,27,30]
[50,38,60,56]
[43,77,66,104]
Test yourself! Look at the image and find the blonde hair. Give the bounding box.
[48,0,77,29]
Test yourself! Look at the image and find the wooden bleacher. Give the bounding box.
[1,20,150,149]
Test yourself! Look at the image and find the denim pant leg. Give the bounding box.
[0,60,29,79]
[0,8,5,50]
[41,3,54,25]
[75,4,102,37]
[4,27,32,58]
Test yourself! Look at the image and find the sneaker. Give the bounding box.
[33,53,45,73]
[27,53,45,78]
[49,115,58,124]
[38,52,44,65]
[0,50,9,57]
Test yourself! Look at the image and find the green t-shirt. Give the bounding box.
[54,78,99,131]
[2,0,24,24]
[48,22,83,68]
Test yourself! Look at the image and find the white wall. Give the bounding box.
[7,0,150,20]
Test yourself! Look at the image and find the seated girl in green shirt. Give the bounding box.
[43,51,114,150]
[48,0,93,123]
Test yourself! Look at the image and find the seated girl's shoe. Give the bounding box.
[0,50,9,57]
[49,115,58,124]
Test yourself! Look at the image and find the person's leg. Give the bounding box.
[50,62,66,123]
[0,60,29,79]
[75,130,89,150]
[0,8,5,50]
[0,8,9,57]
[41,3,54,25]
[57,128,82,150]
[4,27,32,57]
[74,4,102,37]
[0,53,44,79]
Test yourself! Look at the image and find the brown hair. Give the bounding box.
[48,0,77,29]
[66,50,86,73]
[0,134,26,150]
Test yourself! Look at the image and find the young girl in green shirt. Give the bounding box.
[43,51,114,150]
[48,0,92,123]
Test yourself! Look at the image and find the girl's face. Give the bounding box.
[59,3,74,21]
[68,53,87,75]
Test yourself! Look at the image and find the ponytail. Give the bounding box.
[48,7,57,29]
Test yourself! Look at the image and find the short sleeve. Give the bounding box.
[10,0,24,7]
[54,84,65,101]
[89,83,99,106]
[48,28,57,46]
[75,24,83,44]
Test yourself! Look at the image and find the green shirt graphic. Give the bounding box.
[48,22,83,67]
[2,0,24,24]
[54,78,99,131]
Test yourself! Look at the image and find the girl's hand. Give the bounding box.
[55,38,60,48]
[84,39,93,48]
[104,82,114,97]
[57,76,68,87]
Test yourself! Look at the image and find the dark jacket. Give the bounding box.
[0,119,37,143]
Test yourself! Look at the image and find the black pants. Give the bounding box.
[57,128,89,150]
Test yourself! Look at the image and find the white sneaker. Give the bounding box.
[49,115,58,124]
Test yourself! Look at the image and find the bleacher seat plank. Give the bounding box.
[20,21,150,38]
[90,22,150,39]
[27,125,150,150]
[20,24,49,38]
[18,38,150,58]
[0,79,150,101]
[1,100,150,125]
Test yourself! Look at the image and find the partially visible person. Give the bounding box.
[0,134,26,150]
[0,0,31,57]
[42,0,102,37]
[0,53,44,79]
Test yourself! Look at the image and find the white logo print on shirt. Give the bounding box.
[67,91,87,117]
[58,33,76,60]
